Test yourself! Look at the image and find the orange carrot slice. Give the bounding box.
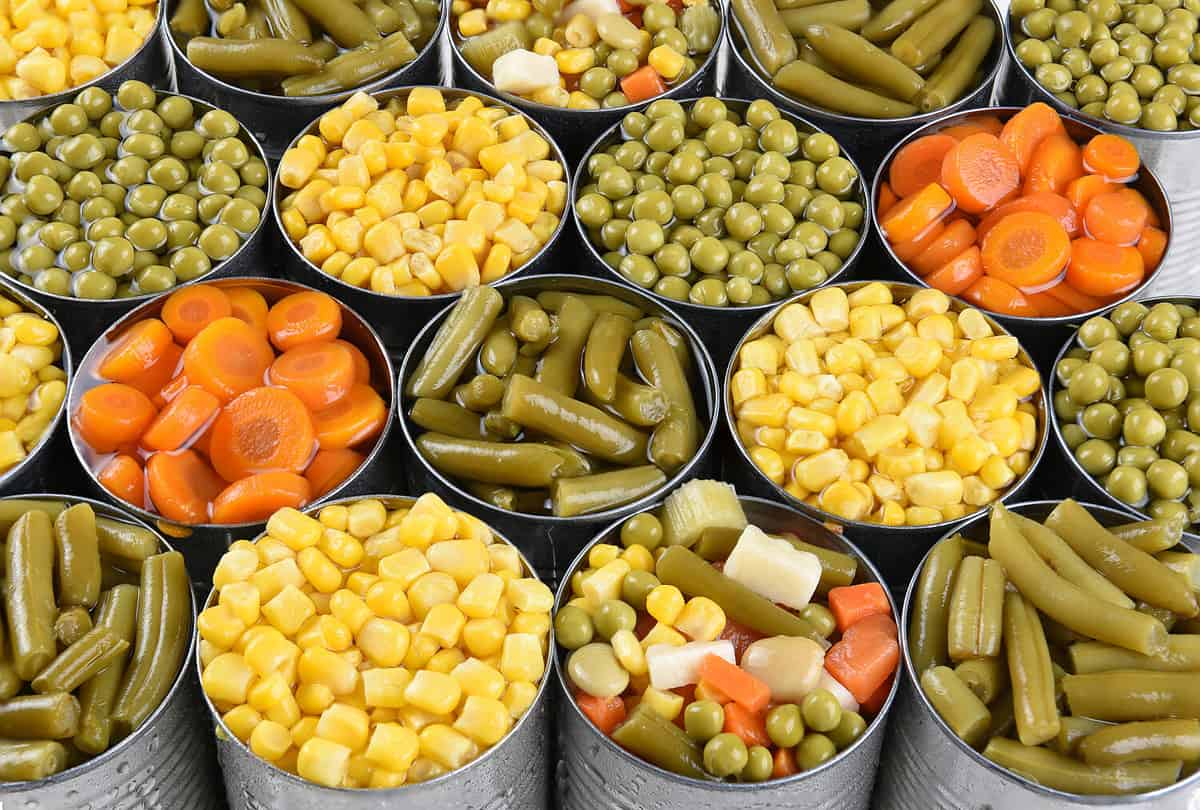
[141,386,221,452]
[1023,133,1085,195]
[226,287,270,337]
[335,339,372,383]
[999,103,1065,174]
[862,673,894,715]
[266,291,343,352]
[1066,238,1145,297]
[304,447,365,497]
[877,181,899,220]
[182,317,276,402]
[889,134,958,198]
[1040,281,1111,315]
[74,383,157,453]
[911,219,978,276]
[619,65,667,104]
[98,454,144,509]
[268,341,356,411]
[962,276,1038,317]
[940,115,1004,140]
[311,384,387,450]
[924,246,984,296]
[1026,291,1077,318]
[773,747,799,779]
[828,583,892,633]
[976,192,1081,243]
[1065,174,1118,213]
[209,386,317,481]
[1084,190,1148,246]
[722,702,771,748]
[158,374,190,404]
[132,343,183,406]
[891,219,946,264]
[880,183,954,244]
[1137,225,1168,272]
[980,211,1071,288]
[1082,133,1140,181]
[940,133,1021,214]
[98,319,174,383]
[145,449,225,524]
[698,654,771,712]
[161,285,232,343]
[210,472,312,524]
[823,613,899,704]
[576,694,626,735]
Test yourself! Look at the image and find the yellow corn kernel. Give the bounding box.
[621,544,655,572]
[970,335,1019,362]
[643,44,682,79]
[748,446,784,483]
[785,406,837,438]
[419,723,479,771]
[981,417,1022,458]
[298,646,359,696]
[955,307,991,339]
[844,415,907,460]
[249,719,291,762]
[640,622,687,650]
[904,470,964,508]
[777,372,817,406]
[641,687,685,722]
[417,603,464,649]
[948,431,993,476]
[970,384,1018,421]
[448,657,503,700]
[1015,410,1038,452]
[463,617,507,658]
[347,572,380,597]
[295,683,335,716]
[849,307,883,340]
[219,582,261,629]
[203,652,255,705]
[916,314,956,349]
[458,7,487,35]
[329,589,373,635]
[261,584,316,637]
[504,578,551,614]
[674,597,725,642]
[360,667,411,710]
[279,147,320,189]
[947,358,982,402]
[357,617,410,668]
[363,722,420,773]
[346,499,387,537]
[249,671,301,727]
[605,628,646,677]
[819,480,871,521]
[223,704,262,743]
[198,604,246,651]
[874,500,904,526]
[297,737,351,788]
[865,379,903,416]
[876,446,927,481]
[243,628,299,682]
[409,573,459,621]
[449,695,511,746]
[428,648,467,675]
[738,338,780,374]
[499,633,544,682]
[580,559,630,606]
[867,355,909,383]
[961,475,997,507]
[378,547,432,589]
[895,336,943,378]
[645,584,685,625]
[554,46,595,75]
[404,670,462,716]
[790,448,848,491]
[977,455,1015,490]
[455,573,503,619]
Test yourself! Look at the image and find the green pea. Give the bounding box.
[1076,438,1117,476]
[577,193,613,229]
[685,700,725,743]
[169,245,212,281]
[704,121,742,157]
[796,732,837,770]
[1017,38,1054,68]
[60,241,91,272]
[620,569,660,611]
[745,99,780,129]
[22,175,63,217]
[766,703,805,748]
[805,193,845,231]
[624,219,666,255]
[689,277,728,307]
[592,599,637,640]
[554,605,594,650]
[828,711,868,750]
[198,109,240,139]
[75,86,112,121]
[32,268,70,296]
[703,733,748,778]
[1062,422,1087,450]
[73,269,117,299]
[802,688,843,733]
[133,264,175,294]
[742,746,773,782]
[802,132,839,162]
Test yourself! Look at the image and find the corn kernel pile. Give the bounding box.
[199,495,551,789]
[730,284,1043,527]
[0,0,156,99]
[278,88,566,297]
[0,293,65,474]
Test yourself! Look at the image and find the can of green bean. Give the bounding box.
[396,274,722,585]
[873,499,1200,809]
[0,493,221,810]
[554,493,900,809]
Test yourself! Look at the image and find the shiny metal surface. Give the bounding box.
[275,86,572,353]
[554,495,899,810]
[723,280,1049,587]
[874,499,1200,809]
[0,493,220,810]
[165,0,449,159]
[572,97,870,376]
[66,277,398,589]
[396,274,721,584]
[722,0,1006,169]
[200,494,551,810]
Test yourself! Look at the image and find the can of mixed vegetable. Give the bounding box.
[66,277,397,589]
[873,499,1200,809]
[198,493,552,809]
[722,0,1005,168]
[396,274,721,583]
[572,96,870,374]
[0,494,220,810]
[723,280,1050,589]
[873,107,1174,375]
[274,86,572,354]
[554,491,900,809]
[165,0,448,159]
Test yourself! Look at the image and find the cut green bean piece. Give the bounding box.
[890,0,982,69]
[291,0,379,47]
[55,503,101,608]
[1009,510,1133,608]
[733,0,798,75]
[0,739,68,781]
[75,585,139,755]
[611,703,710,779]
[538,292,643,320]
[921,665,991,748]
[1004,590,1059,747]
[909,535,965,674]
[954,656,1008,705]
[1054,716,1108,756]
[1079,719,1200,766]
[983,738,1181,795]
[584,312,635,403]
[861,0,939,42]
[551,466,666,517]
[582,374,671,428]
[915,15,994,112]
[281,31,418,96]
[947,556,1004,661]
[262,0,313,41]
[31,628,128,695]
[803,23,926,102]
[631,329,700,472]
[1063,670,1200,721]
[6,510,57,682]
[411,399,492,440]
[1069,636,1200,674]
[1111,518,1183,554]
[773,60,919,117]
[95,517,159,562]
[54,607,93,648]
[186,37,326,77]
[0,693,80,740]
[537,295,596,396]
[780,0,871,33]
[417,433,566,488]
[408,286,504,400]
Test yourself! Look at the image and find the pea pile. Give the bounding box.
[1012,0,1200,131]
[0,293,66,478]
[200,496,551,789]
[1054,300,1200,527]
[0,81,266,301]
[454,0,720,108]
[557,481,899,781]
[406,286,702,516]
[577,98,863,309]
[913,501,1200,796]
[731,284,1043,526]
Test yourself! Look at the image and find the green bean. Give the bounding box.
[861,0,939,42]
[546,442,595,478]
[281,31,418,95]
[921,665,991,748]
[582,374,671,428]
[95,518,159,563]
[100,563,140,590]
[307,38,339,61]
[387,0,424,42]
[890,0,983,69]
[634,318,691,372]
[31,628,128,695]
[915,15,994,111]
[0,740,67,781]
[1070,636,1200,673]
[0,500,65,535]
[467,483,547,513]
[804,23,927,102]
[54,607,93,648]
[537,295,596,396]
[408,287,504,400]
[261,0,313,40]
[108,557,162,734]
[798,40,850,78]
[988,505,1167,656]
[454,374,505,412]
[909,535,965,674]
[551,466,667,517]
[1045,500,1198,618]
[1157,551,1200,590]
[186,37,327,77]
[363,0,403,34]
[1004,590,1060,746]
[480,320,518,378]
[55,503,100,609]
[1111,518,1183,554]
[776,533,858,594]
[694,526,745,561]
[417,433,568,488]
[538,292,643,321]
[781,0,871,33]
[0,693,80,740]
[948,556,1005,660]
[1139,602,1177,632]
[0,612,21,702]
[773,60,919,117]
[459,21,532,76]
[611,703,709,779]
[240,1,271,39]
[74,585,138,755]
[1063,671,1200,721]
[170,0,211,37]
[584,312,635,403]
[1009,510,1133,609]
[291,0,379,47]
[1079,720,1200,766]
[410,398,491,440]
[1055,716,1108,756]
[112,552,189,735]
[631,329,699,472]
[657,546,824,641]
[510,296,551,343]
[983,738,1182,795]
[955,656,1008,704]
[6,510,57,682]
[502,374,648,465]
[733,0,799,75]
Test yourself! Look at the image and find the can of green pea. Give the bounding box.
[873,499,1200,809]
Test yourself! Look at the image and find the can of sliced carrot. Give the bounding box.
[66,277,398,589]
[874,499,1200,809]
[396,274,721,584]
[554,488,900,809]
